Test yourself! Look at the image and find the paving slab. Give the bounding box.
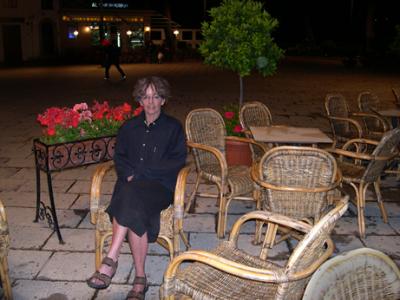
[12,280,95,300]
[8,249,52,279]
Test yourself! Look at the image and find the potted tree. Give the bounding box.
[199,0,283,165]
[199,0,284,107]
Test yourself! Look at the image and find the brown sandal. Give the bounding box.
[126,276,148,300]
[86,257,118,290]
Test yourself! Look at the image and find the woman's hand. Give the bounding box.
[127,175,133,182]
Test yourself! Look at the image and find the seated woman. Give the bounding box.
[87,76,187,300]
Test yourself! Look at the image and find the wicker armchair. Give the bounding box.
[185,108,264,238]
[251,146,342,255]
[239,101,272,161]
[392,87,400,108]
[160,197,349,300]
[327,128,400,239]
[0,200,12,300]
[325,94,385,147]
[357,91,391,138]
[303,247,400,300]
[89,163,191,269]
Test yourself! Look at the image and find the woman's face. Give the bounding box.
[139,84,165,119]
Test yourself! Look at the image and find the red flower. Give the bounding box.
[224,111,235,119]
[233,125,243,133]
[133,106,143,116]
[122,102,131,112]
[47,127,56,136]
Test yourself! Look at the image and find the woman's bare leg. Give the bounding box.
[90,218,127,284]
[127,229,148,292]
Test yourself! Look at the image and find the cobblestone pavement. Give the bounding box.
[0,58,399,299]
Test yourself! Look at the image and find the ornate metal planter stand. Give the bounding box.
[32,136,116,243]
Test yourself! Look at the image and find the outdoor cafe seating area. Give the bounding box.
[2,91,400,299]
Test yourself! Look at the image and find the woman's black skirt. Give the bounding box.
[106,179,173,243]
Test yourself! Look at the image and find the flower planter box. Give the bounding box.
[33,136,116,172]
[32,135,116,244]
[225,139,252,167]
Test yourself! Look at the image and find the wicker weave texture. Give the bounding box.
[259,147,336,220]
[162,198,349,300]
[0,199,12,300]
[239,101,273,162]
[186,108,227,171]
[303,248,400,300]
[363,128,400,182]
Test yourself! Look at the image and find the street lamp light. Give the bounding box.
[173,29,179,37]
[73,30,79,37]
[126,30,132,36]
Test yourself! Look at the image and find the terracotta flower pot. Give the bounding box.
[225,139,252,166]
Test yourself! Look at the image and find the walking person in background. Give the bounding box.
[102,39,126,81]
[87,76,187,299]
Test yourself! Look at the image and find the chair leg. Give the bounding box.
[253,188,263,245]
[216,195,227,239]
[0,257,12,300]
[374,180,388,223]
[260,223,278,260]
[358,183,367,239]
[185,172,202,214]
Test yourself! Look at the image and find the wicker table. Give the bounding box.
[250,125,333,146]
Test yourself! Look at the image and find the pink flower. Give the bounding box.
[224,111,235,119]
[73,102,89,112]
[233,125,243,133]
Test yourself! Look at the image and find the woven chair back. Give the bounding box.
[303,247,400,300]
[185,108,227,173]
[325,94,351,136]
[392,87,400,107]
[276,198,348,298]
[363,128,400,182]
[239,101,272,129]
[239,101,272,161]
[259,146,337,220]
[0,200,9,257]
[358,91,382,132]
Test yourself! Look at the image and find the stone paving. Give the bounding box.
[0,59,400,299]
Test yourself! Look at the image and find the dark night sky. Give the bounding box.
[166,0,400,47]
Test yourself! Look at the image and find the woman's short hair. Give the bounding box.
[133,76,171,102]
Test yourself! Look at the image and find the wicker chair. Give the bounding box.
[0,200,12,300]
[251,146,342,255]
[303,247,400,300]
[89,163,191,269]
[357,91,391,139]
[185,108,264,238]
[325,94,385,147]
[327,128,400,239]
[392,87,400,108]
[160,197,349,300]
[239,101,272,162]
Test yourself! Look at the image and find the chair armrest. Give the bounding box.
[326,147,397,162]
[250,164,342,193]
[172,166,191,254]
[186,141,228,180]
[352,112,390,132]
[89,161,115,225]
[327,115,364,136]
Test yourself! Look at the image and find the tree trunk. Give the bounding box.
[239,74,243,107]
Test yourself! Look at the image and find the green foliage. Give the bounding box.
[222,103,244,137]
[199,0,284,79]
[389,25,400,57]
